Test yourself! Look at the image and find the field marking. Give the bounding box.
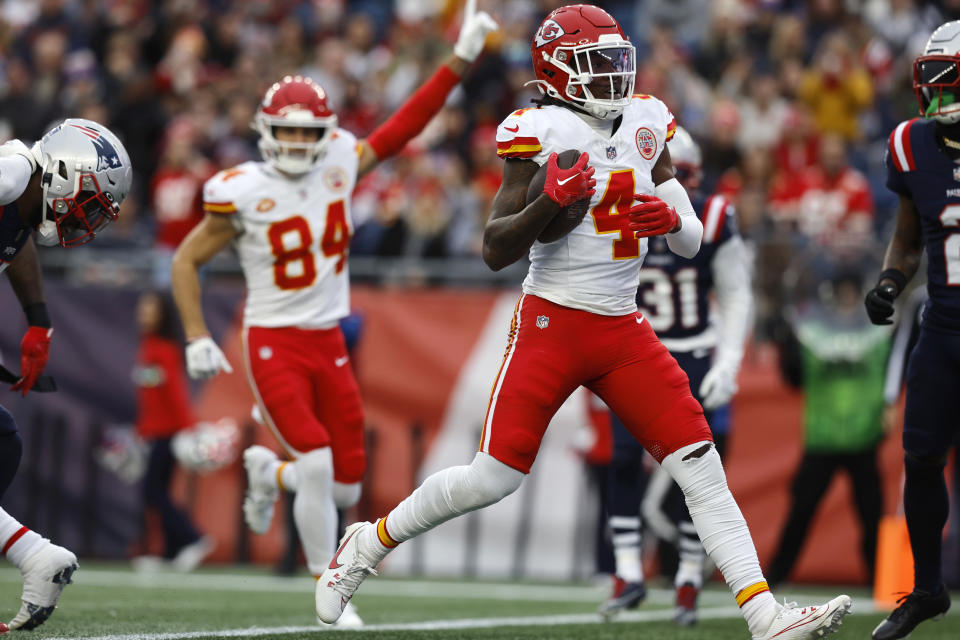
[45,606,748,640]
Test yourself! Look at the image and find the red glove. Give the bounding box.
[12,326,53,396]
[628,193,679,238]
[543,152,596,208]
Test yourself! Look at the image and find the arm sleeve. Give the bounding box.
[656,177,701,258]
[711,234,753,372]
[0,155,33,205]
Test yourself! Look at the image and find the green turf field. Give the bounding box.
[1,562,957,639]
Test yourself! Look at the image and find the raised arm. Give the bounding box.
[865,195,923,325]
[356,2,498,178]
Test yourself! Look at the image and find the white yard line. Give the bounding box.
[44,606,747,640]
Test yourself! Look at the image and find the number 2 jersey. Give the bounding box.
[496,96,677,316]
[887,117,960,333]
[202,129,358,329]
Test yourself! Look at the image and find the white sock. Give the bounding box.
[675,520,704,588]
[660,442,777,636]
[0,508,45,569]
[292,449,336,576]
[270,460,297,492]
[609,515,643,583]
[358,452,524,564]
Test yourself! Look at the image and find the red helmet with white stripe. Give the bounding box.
[530,4,636,120]
[254,75,338,174]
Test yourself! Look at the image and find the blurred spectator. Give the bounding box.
[767,266,892,586]
[797,32,874,141]
[769,133,875,253]
[132,291,215,572]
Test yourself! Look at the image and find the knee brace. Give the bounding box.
[461,452,525,508]
[333,481,361,509]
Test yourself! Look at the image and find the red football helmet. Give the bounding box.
[254,75,338,174]
[530,4,636,120]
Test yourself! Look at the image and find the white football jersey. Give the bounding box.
[496,96,677,315]
[202,129,359,329]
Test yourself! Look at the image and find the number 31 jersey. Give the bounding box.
[496,96,677,316]
[202,129,359,329]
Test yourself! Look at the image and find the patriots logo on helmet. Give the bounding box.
[534,19,565,48]
[70,123,122,172]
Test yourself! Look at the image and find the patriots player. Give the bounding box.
[600,126,752,625]
[316,6,850,638]
[171,0,496,627]
[866,20,960,640]
[0,119,131,632]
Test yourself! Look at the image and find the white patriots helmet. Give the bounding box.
[915,21,960,124]
[666,126,702,190]
[34,118,132,247]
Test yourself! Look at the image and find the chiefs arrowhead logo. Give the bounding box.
[534,19,565,48]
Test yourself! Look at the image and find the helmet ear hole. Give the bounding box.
[57,161,68,181]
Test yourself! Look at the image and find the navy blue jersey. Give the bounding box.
[886,118,960,333]
[0,202,27,275]
[636,193,738,342]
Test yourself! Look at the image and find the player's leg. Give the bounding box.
[243,327,337,576]
[765,452,837,586]
[316,294,582,623]
[312,326,366,512]
[593,318,850,639]
[0,405,76,631]
[598,415,648,616]
[873,329,956,640]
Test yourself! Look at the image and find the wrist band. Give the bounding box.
[23,302,51,328]
[878,268,908,296]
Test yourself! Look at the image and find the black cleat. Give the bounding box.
[598,577,647,618]
[872,586,951,640]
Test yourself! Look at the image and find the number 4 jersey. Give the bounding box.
[202,129,358,329]
[496,95,676,316]
[887,117,960,333]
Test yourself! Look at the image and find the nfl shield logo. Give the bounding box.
[536,315,549,329]
[606,146,617,159]
[953,165,960,182]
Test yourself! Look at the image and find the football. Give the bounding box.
[526,149,592,243]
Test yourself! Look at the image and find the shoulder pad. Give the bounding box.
[701,194,734,244]
[496,109,542,159]
[887,118,920,173]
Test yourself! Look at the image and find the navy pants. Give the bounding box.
[900,327,960,592]
[143,438,201,558]
[0,404,22,502]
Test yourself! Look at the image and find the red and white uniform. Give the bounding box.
[486,96,709,473]
[202,129,365,482]
[497,97,676,315]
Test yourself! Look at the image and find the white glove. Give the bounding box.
[0,139,42,173]
[185,336,233,380]
[699,363,738,410]
[453,0,499,63]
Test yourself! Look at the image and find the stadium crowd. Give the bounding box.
[0,0,955,306]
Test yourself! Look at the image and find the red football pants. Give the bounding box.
[242,325,366,483]
[480,294,710,473]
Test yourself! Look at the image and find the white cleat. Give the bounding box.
[753,595,852,640]
[243,445,280,535]
[172,536,217,572]
[318,601,363,629]
[8,543,78,631]
[316,522,378,624]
